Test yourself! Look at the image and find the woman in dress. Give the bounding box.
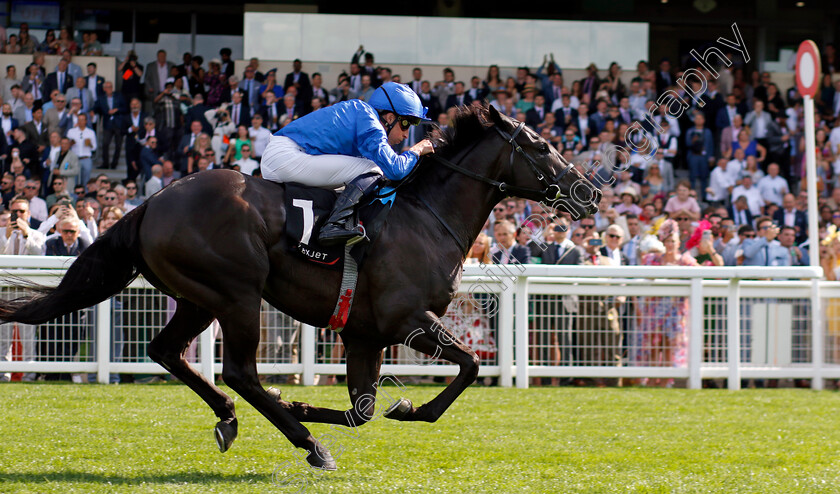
[223,125,252,165]
[637,219,698,387]
[485,65,503,95]
[731,128,767,163]
[644,161,666,197]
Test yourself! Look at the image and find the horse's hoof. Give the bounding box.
[266,387,282,402]
[306,442,337,471]
[214,420,237,453]
[384,398,413,420]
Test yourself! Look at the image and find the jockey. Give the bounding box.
[261,81,435,245]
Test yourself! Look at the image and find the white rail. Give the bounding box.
[0,258,831,390]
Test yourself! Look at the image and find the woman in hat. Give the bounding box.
[262,82,435,245]
[614,187,642,216]
[515,84,537,113]
[204,58,225,107]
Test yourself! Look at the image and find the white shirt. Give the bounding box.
[234,157,259,176]
[731,184,765,216]
[248,126,271,157]
[157,62,168,92]
[87,76,98,101]
[28,197,48,222]
[756,175,789,206]
[725,158,745,184]
[66,126,97,158]
[708,166,735,202]
[782,208,797,227]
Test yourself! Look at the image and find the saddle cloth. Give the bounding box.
[282,182,395,271]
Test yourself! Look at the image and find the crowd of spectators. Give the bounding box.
[0,25,838,384]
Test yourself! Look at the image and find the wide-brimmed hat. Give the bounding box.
[492,87,511,97]
[209,58,222,66]
[522,84,537,94]
[620,187,639,202]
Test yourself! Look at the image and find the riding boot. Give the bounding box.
[318,172,382,246]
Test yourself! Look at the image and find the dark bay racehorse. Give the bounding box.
[0,105,599,470]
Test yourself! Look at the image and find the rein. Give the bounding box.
[429,121,572,201]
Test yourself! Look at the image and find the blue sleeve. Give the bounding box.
[355,110,419,181]
[742,237,767,258]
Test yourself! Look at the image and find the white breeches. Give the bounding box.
[261,136,381,189]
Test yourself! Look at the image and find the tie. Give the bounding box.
[14,234,21,255]
[58,73,63,92]
[764,245,769,266]
[80,91,84,109]
[233,105,239,125]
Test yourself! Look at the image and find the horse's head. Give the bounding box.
[486,105,600,220]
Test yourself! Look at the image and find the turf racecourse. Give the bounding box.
[1,384,840,493]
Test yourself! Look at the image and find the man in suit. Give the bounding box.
[44,59,73,98]
[84,63,105,102]
[491,220,530,264]
[13,92,37,124]
[259,92,281,133]
[716,93,741,134]
[655,58,674,95]
[544,72,565,109]
[65,77,95,115]
[0,103,19,148]
[60,50,83,82]
[744,99,773,149]
[525,94,549,130]
[600,224,629,266]
[176,120,203,173]
[144,50,174,112]
[773,193,808,244]
[21,102,48,154]
[579,63,600,103]
[228,91,251,128]
[467,76,488,103]
[552,93,578,130]
[138,136,163,186]
[239,66,262,111]
[94,81,126,169]
[123,98,147,181]
[20,64,44,102]
[444,81,472,110]
[283,59,312,109]
[729,195,755,227]
[184,93,212,135]
[43,93,68,137]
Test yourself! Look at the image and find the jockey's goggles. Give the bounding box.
[397,116,421,130]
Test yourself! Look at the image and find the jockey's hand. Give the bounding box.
[410,139,435,157]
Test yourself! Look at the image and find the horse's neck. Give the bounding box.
[407,141,505,253]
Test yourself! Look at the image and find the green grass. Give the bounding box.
[1,383,840,493]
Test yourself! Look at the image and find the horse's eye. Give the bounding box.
[539,143,550,154]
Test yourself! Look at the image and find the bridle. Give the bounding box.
[429,121,573,202]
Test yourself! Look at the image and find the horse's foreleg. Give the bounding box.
[272,344,385,427]
[385,312,479,423]
[147,300,238,450]
[217,309,337,470]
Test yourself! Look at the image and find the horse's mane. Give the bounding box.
[427,104,492,157]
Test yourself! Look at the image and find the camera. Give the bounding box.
[10,210,17,224]
[57,198,72,207]
[588,238,602,246]
[218,111,229,118]
[553,225,566,233]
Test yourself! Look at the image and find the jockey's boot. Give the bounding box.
[318,172,382,246]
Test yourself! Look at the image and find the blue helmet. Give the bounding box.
[368,82,431,123]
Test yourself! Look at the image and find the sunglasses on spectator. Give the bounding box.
[582,223,595,229]
[60,229,77,234]
[10,208,26,214]
[126,186,137,190]
[24,185,37,189]
[494,207,505,212]
[607,233,621,239]
[675,217,691,221]
[743,233,756,238]
[760,225,776,230]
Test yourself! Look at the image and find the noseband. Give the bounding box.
[430,121,572,201]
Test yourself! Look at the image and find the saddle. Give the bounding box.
[282,182,396,271]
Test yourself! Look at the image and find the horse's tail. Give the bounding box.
[0,202,148,325]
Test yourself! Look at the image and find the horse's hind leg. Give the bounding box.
[147,299,238,452]
[217,307,338,470]
[384,312,479,423]
[271,343,386,427]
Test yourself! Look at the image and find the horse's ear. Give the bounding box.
[487,104,506,127]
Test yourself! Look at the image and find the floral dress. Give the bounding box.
[634,252,697,368]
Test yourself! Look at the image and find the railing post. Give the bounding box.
[812,278,824,390]
[499,284,514,388]
[689,277,703,390]
[301,324,316,385]
[95,299,112,384]
[515,275,529,389]
[727,278,741,390]
[200,321,215,383]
